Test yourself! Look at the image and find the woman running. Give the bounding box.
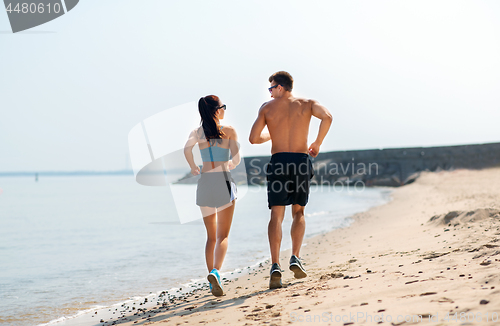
[184,95,240,296]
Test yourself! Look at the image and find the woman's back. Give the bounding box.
[196,126,236,173]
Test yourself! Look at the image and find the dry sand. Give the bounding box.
[93,168,500,326]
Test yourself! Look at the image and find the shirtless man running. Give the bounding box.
[249,71,333,289]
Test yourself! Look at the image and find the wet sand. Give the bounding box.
[76,168,500,326]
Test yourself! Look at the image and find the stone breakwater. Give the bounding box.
[176,142,500,187]
[245,142,500,187]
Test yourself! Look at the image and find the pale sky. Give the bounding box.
[1,0,499,172]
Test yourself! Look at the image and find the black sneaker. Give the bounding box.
[269,263,283,289]
[289,255,307,279]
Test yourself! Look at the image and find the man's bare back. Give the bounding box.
[249,83,332,157]
[261,96,313,154]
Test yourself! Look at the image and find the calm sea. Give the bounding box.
[0,175,391,326]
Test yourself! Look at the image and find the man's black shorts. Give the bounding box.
[266,152,314,209]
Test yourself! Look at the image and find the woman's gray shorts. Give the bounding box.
[196,171,237,208]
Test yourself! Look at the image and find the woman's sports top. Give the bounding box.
[200,126,230,162]
[200,142,230,162]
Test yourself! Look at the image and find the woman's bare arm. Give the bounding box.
[184,129,200,175]
[228,126,241,167]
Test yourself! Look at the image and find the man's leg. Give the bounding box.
[291,204,305,257]
[289,204,307,278]
[269,205,286,265]
[268,205,286,289]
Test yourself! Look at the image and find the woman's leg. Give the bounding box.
[202,206,217,272]
[213,201,235,271]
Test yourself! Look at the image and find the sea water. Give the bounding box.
[0,175,391,326]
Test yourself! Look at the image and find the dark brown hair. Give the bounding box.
[269,71,293,92]
[198,95,225,143]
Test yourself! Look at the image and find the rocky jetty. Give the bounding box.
[247,142,500,187]
[176,142,500,187]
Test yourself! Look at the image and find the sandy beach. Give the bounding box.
[84,168,500,326]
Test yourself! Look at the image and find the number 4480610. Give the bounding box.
[5,3,62,14]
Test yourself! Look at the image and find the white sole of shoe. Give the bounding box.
[290,264,307,279]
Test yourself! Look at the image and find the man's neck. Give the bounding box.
[276,92,293,100]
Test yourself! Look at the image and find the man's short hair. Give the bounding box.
[269,71,293,92]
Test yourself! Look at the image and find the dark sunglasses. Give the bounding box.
[268,84,280,93]
[217,104,227,110]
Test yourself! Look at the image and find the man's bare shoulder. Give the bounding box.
[292,97,315,106]
[260,100,275,111]
[288,97,316,111]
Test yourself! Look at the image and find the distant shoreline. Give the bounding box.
[0,170,134,177]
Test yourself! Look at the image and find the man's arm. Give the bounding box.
[249,104,271,144]
[308,100,333,157]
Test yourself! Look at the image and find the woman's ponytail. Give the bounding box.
[198,95,225,143]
